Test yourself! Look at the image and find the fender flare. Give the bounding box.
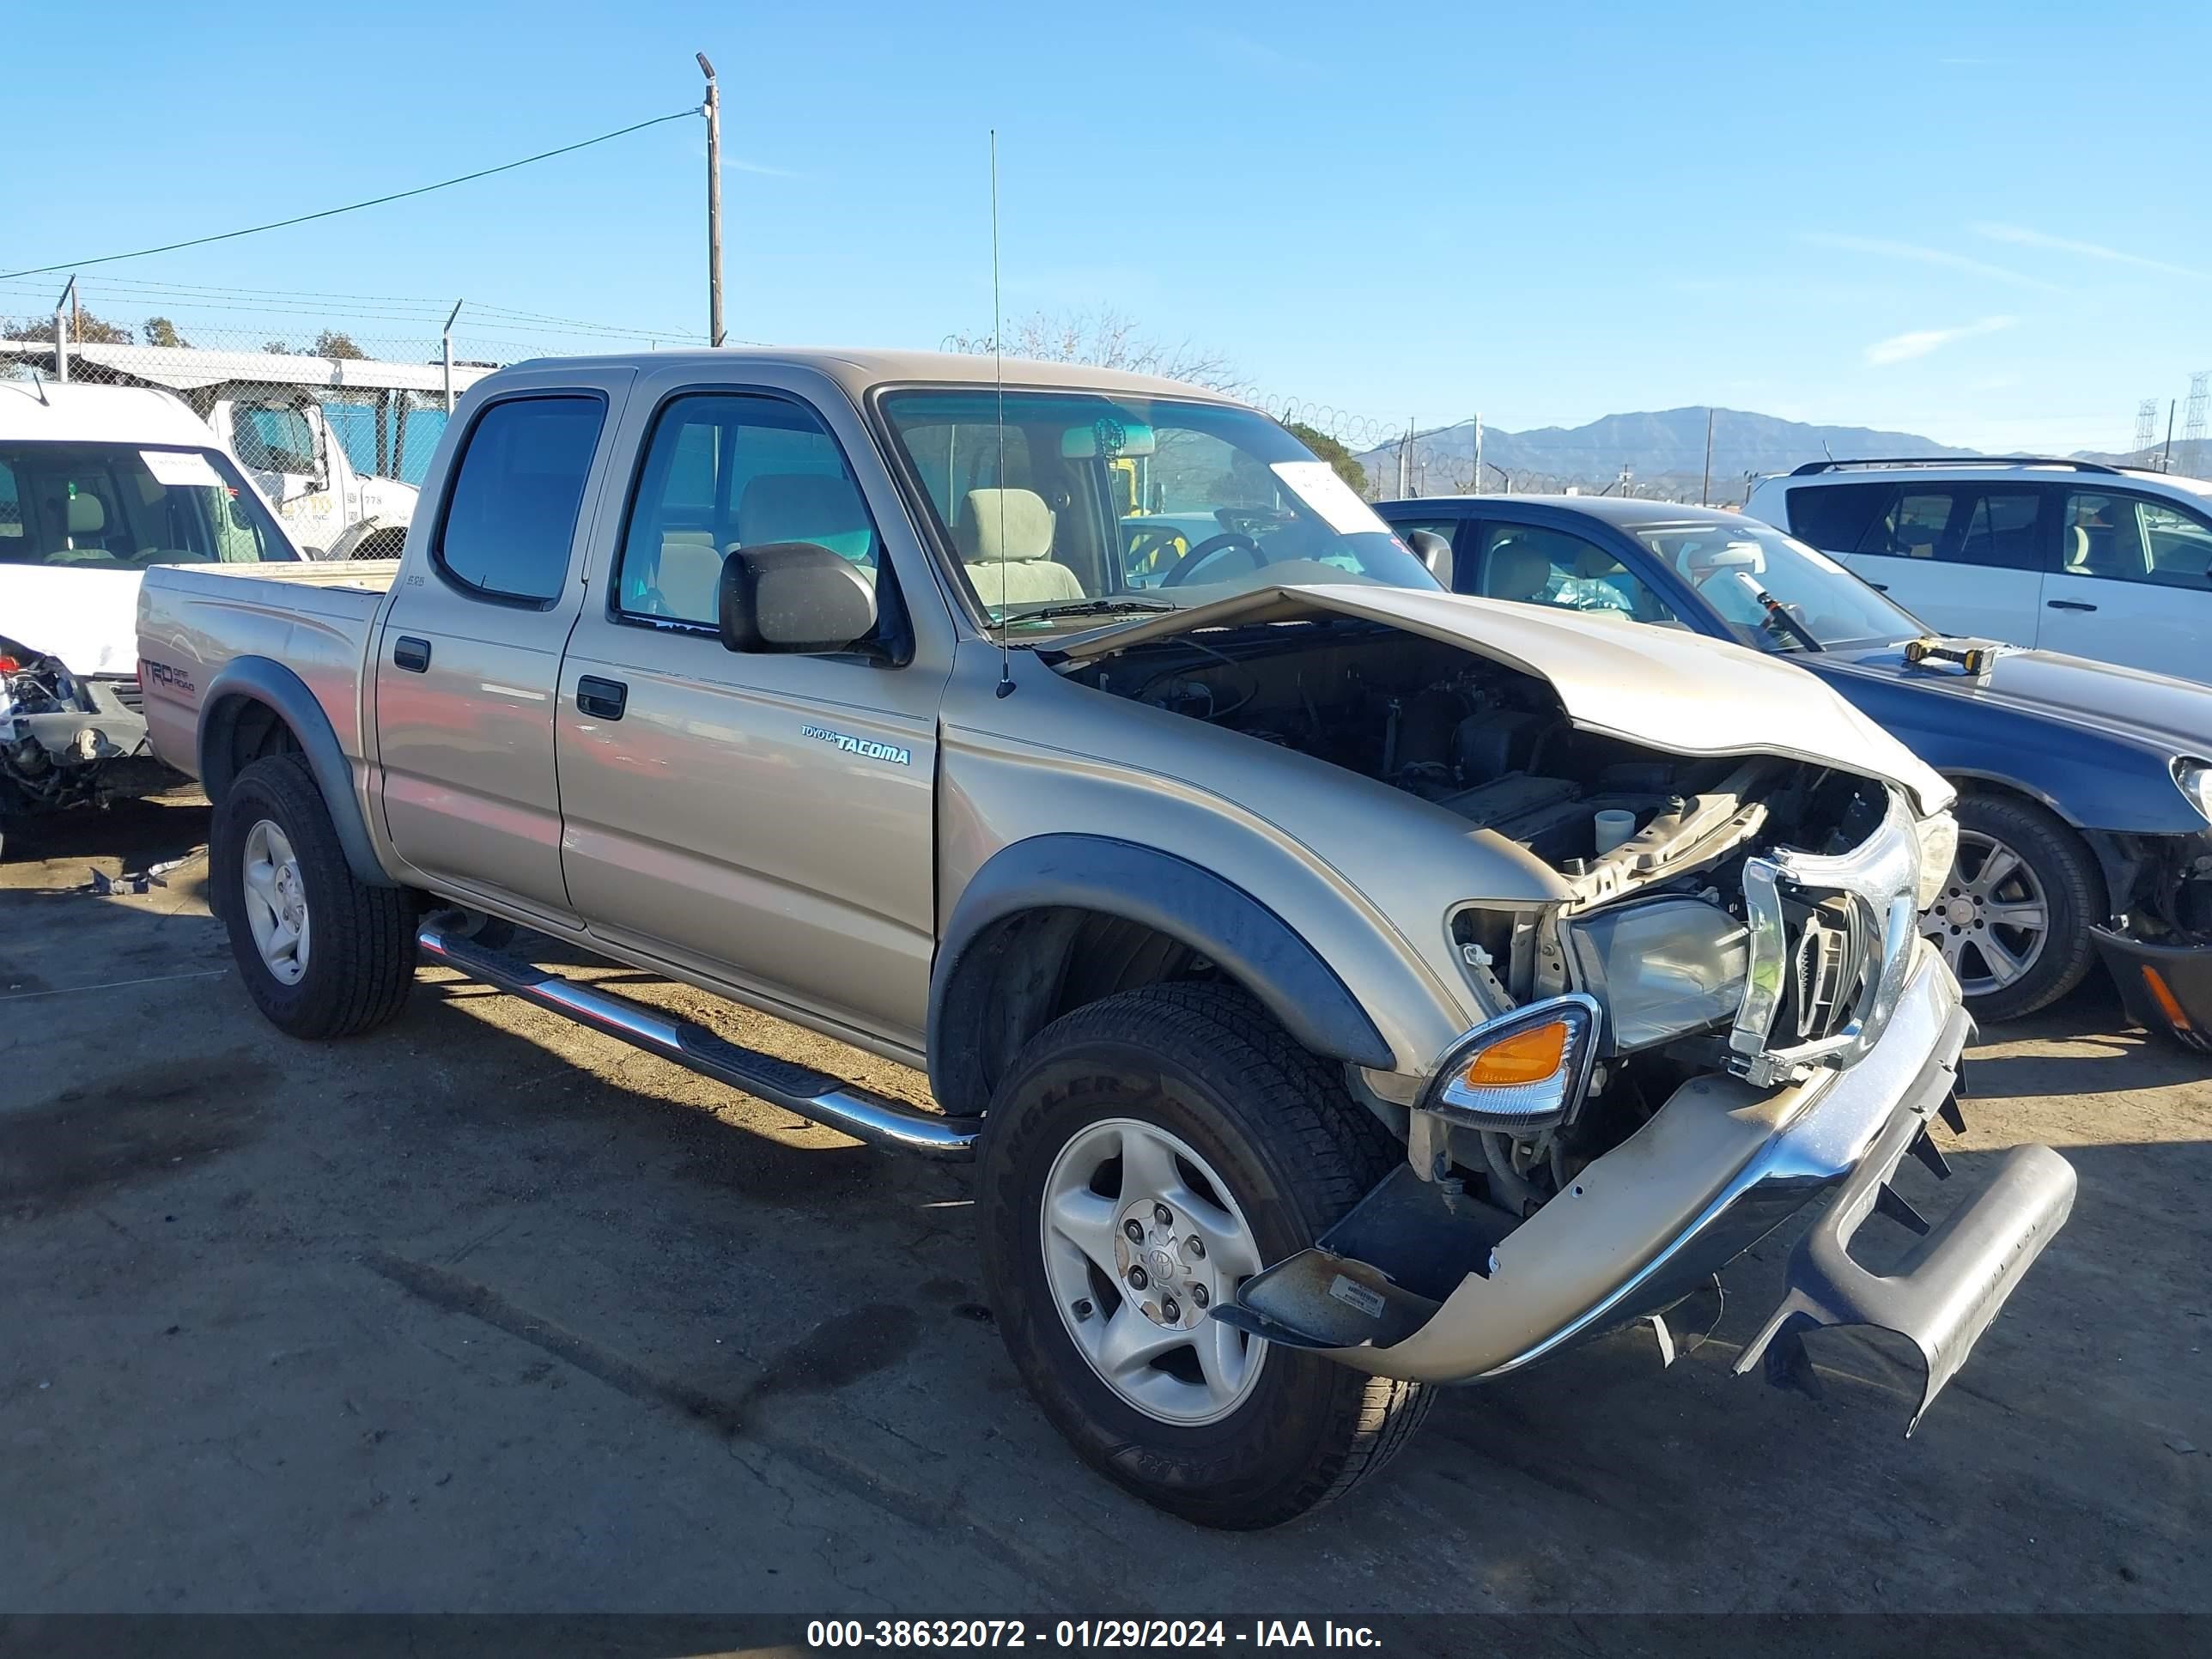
[198,655,397,889]
[929,834,1394,1106]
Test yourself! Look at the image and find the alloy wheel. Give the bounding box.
[1922,829,2049,997]
[240,817,312,986]
[1039,1117,1268,1425]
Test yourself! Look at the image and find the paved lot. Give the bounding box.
[3,793,2208,1618]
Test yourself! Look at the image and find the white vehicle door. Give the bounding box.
[1818,483,2047,645]
[227,398,343,555]
[2040,486,2212,683]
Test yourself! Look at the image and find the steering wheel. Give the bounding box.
[1159,531,1265,588]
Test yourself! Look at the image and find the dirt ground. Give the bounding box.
[3,792,2208,1620]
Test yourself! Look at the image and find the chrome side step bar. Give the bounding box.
[417,925,979,1160]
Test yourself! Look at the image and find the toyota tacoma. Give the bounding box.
[137,349,2075,1528]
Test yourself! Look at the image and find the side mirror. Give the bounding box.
[1406,527,1455,590]
[719,541,878,653]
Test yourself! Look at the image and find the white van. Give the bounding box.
[1746,459,2212,684]
[0,380,301,841]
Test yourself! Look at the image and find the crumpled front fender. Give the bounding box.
[1225,941,2069,1428]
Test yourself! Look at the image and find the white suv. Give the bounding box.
[1745,459,2212,684]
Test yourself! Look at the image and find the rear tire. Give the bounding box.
[211,753,416,1039]
[978,982,1431,1529]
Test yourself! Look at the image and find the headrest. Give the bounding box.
[957,489,1054,562]
[1488,541,1553,602]
[737,473,873,559]
[67,494,106,535]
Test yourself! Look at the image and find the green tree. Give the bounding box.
[143,316,189,349]
[3,306,132,345]
[1286,422,1368,496]
[312,329,367,361]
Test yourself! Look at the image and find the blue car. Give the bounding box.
[1376,493,2212,1048]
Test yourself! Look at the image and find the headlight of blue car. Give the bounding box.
[2175,758,2212,824]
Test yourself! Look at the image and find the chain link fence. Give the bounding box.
[1,277,705,556]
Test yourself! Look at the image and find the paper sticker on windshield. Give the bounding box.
[1271,460,1382,537]
[141,449,222,489]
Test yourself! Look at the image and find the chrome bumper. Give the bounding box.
[1226,942,2075,1427]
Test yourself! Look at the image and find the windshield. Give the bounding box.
[878,389,1436,623]
[0,441,297,569]
[1629,519,1922,651]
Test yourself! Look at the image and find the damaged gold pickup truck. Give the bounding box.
[137,349,2075,1528]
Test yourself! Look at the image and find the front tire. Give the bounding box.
[978,983,1431,1529]
[211,753,416,1039]
[1925,793,2102,1024]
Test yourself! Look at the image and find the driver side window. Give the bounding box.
[1473,523,1674,622]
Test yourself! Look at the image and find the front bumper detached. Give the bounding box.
[2094,926,2212,1054]
[1220,944,2076,1431]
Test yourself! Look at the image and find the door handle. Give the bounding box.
[1867,581,1888,592]
[392,635,431,672]
[575,676,629,720]
[2046,599,2098,612]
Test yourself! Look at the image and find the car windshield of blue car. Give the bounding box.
[1630,519,1923,651]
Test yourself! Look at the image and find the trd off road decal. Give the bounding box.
[801,723,912,766]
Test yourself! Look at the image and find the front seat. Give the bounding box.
[66,492,110,554]
[956,488,1085,606]
[1484,539,1554,604]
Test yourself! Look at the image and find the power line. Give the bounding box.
[0,106,702,282]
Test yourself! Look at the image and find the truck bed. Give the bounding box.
[138,560,398,779]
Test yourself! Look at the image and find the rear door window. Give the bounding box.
[434,396,605,604]
[1952,490,2045,569]
[1844,486,2045,570]
[1859,489,1961,560]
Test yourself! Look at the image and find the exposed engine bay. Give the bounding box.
[1064,616,1905,1218]
[0,634,173,831]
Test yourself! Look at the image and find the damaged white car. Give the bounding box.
[0,380,300,849]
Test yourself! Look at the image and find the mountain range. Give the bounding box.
[1353,407,1978,497]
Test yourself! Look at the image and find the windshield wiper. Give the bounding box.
[1753,587,1823,653]
[1001,598,1179,623]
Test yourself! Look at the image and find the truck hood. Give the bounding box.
[1821,641,2212,758]
[0,564,143,677]
[1048,584,1954,814]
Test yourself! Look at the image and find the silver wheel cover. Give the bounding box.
[240,817,311,987]
[1040,1117,1268,1425]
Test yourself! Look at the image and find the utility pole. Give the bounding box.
[2163,399,2177,471]
[52,276,76,381]
[1700,407,1715,507]
[442,298,463,414]
[699,52,725,348]
[1473,413,1483,495]
[1399,417,1413,498]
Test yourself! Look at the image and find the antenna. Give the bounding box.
[991,130,1013,699]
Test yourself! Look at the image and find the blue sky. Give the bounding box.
[6,0,2208,453]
